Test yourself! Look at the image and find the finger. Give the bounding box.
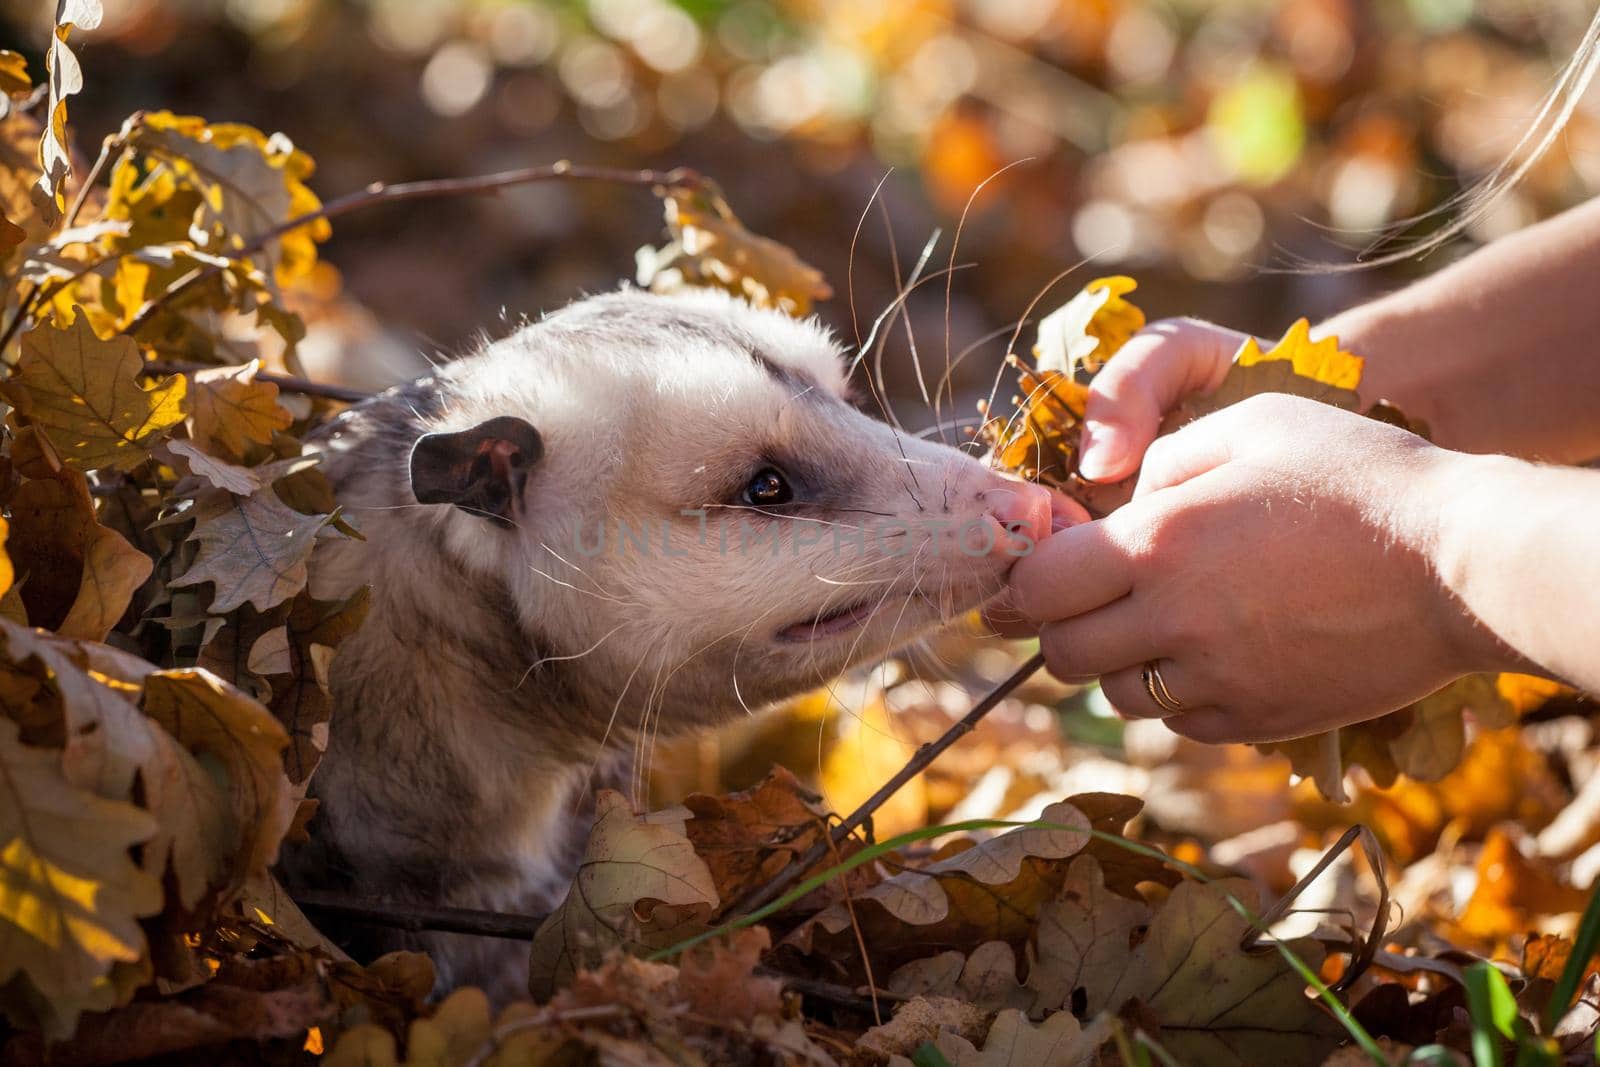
[981,593,1037,638]
[1036,596,1152,679]
[1047,487,1092,532]
[1007,520,1135,623]
[1162,707,1250,745]
[1131,410,1238,499]
[1099,658,1203,721]
[1079,320,1243,483]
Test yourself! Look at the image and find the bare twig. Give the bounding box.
[141,359,374,403]
[124,161,708,335]
[291,889,545,939]
[728,650,1048,919]
[289,888,893,1016]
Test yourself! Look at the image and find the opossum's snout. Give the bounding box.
[977,480,1054,558]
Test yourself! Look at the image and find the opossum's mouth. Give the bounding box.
[775,596,887,643]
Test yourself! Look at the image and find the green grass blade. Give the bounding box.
[1543,881,1600,1032]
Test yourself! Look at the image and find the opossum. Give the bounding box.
[281,287,1054,996]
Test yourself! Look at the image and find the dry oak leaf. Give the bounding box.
[170,486,335,614]
[141,669,295,891]
[3,316,187,472]
[1025,855,1154,1017]
[0,716,163,1040]
[889,1009,1112,1067]
[34,1,103,217]
[642,182,832,316]
[198,588,368,789]
[1267,674,1517,802]
[682,765,836,910]
[57,522,153,643]
[783,800,1092,977]
[185,361,294,459]
[129,111,329,288]
[1089,879,1341,1065]
[887,940,1031,1012]
[7,465,101,630]
[527,790,720,1000]
[1179,318,1363,423]
[1034,275,1145,378]
[857,996,993,1063]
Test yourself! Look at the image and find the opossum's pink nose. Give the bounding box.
[980,481,1054,555]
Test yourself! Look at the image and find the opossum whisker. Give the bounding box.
[536,540,627,601]
[981,257,1100,451]
[847,168,896,354]
[941,159,1034,451]
[513,622,628,690]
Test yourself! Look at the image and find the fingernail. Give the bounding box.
[1078,423,1124,481]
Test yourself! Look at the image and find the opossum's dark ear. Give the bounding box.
[408,416,543,525]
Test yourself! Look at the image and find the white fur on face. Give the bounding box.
[367,288,1036,729]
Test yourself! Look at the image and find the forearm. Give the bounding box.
[1431,451,1600,691]
[1323,197,1600,463]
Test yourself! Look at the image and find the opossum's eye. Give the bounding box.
[743,468,793,507]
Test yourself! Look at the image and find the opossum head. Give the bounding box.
[325,289,1058,737]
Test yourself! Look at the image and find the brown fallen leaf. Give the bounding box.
[783,800,1092,979]
[527,790,720,1000]
[185,361,295,459]
[683,765,840,909]
[889,1009,1111,1067]
[141,669,296,895]
[57,523,153,642]
[1088,879,1342,1065]
[0,717,163,1040]
[3,316,187,472]
[170,486,335,614]
[1025,855,1153,1017]
[857,996,992,1063]
[638,181,832,316]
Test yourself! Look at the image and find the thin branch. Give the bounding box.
[141,359,375,404]
[291,889,545,939]
[727,650,1047,918]
[124,161,708,336]
[289,888,895,1015]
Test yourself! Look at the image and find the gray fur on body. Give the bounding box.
[278,289,1035,998]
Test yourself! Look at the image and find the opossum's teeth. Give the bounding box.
[775,597,882,643]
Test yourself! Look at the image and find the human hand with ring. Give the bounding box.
[1001,392,1521,743]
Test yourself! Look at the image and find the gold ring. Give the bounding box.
[1142,660,1184,714]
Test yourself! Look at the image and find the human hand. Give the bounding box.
[1077,318,1251,482]
[1006,394,1514,743]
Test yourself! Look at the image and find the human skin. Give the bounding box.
[998,197,1600,743]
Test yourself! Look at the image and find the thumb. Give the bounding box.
[1079,320,1244,483]
[1132,411,1239,499]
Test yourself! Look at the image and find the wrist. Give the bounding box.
[1419,449,1540,675]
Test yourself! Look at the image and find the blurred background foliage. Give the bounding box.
[1,0,1597,407]
[0,0,1594,828]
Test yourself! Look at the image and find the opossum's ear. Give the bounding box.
[408,416,543,525]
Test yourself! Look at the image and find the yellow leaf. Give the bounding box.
[130,111,329,289]
[186,361,294,458]
[3,316,188,471]
[1182,318,1364,422]
[0,517,13,601]
[169,486,333,614]
[0,50,30,96]
[1497,672,1571,715]
[1033,275,1145,378]
[1235,318,1364,389]
[0,717,162,1040]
